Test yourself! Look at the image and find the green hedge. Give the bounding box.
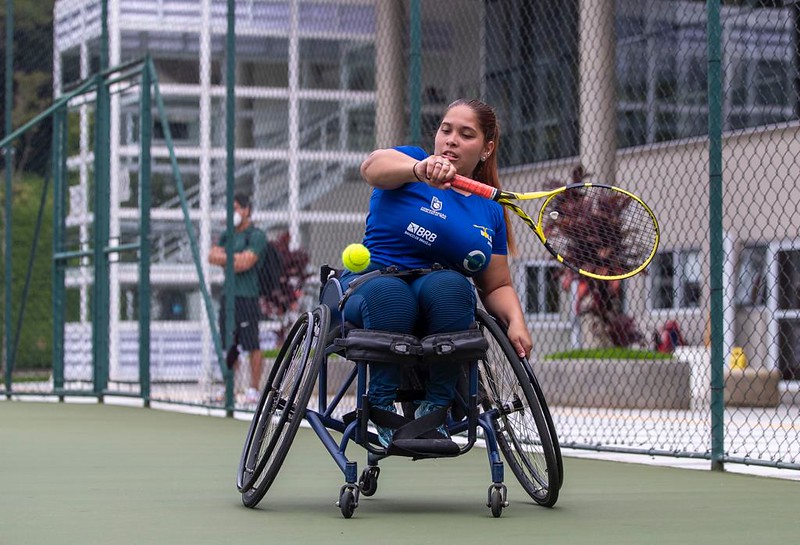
[544,347,673,361]
[0,174,54,370]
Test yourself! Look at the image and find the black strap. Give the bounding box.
[338,264,447,310]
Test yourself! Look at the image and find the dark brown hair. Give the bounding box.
[445,99,516,255]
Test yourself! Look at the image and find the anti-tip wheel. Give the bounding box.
[358,467,380,497]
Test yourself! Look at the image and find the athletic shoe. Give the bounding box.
[415,400,448,438]
[373,404,397,447]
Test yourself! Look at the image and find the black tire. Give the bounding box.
[358,467,379,497]
[491,317,565,491]
[490,487,504,518]
[525,362,564,490]
[237,306,329,507]
[339,488,356,519]
[476,309,560,507]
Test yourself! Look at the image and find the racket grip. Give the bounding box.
[451,175,498,200]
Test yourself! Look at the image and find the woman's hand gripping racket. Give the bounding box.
[450,175,660,281]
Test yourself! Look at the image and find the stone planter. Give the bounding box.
[532,358,692,410]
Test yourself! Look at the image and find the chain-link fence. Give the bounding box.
[1,0,799,472]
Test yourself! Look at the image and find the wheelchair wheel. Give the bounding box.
[526,363,564,490]
[237,305,329,507]
[475,309,560,507]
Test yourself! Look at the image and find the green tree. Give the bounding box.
[1,0,57,176]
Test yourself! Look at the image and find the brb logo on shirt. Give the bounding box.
[406,222,438,245]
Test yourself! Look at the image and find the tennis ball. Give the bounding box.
[342,243,371,273]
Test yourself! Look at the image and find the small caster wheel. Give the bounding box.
[490,488,504,518]
[487,483,508,518]
[358,467,380,497]
[338,487,358,519]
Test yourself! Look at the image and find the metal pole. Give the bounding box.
[4,0,14,395]
[409,0,422,146]
[224,0,236,414]
[707,0,725,472]
[52,108,68,400]
[139,58,152,406]
[100,0,109,72]
[92,0,111,399]
[794,1,800,119]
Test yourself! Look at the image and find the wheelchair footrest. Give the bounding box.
[388,438,460,457]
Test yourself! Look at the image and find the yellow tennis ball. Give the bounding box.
[342,243,371,273]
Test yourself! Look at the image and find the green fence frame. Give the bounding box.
[0,57,231,409]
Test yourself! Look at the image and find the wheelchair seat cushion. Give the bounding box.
[335,329,422,365]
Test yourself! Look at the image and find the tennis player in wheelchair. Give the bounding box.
[349,98,531,447]
[238,99,560,517]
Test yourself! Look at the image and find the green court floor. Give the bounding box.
[1,400,797,545]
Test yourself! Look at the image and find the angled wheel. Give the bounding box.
[525,362,564,490]
[237,305,329,507]
[476,309,560,507]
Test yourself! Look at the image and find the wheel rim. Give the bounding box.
[476,310,558,505]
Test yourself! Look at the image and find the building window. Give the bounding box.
[776,248,800,379]
[615,0,797,147]
[651,250,702,310]
[735,245,767,307]
[523,263,560,315]
[777,249,800,311]
[484,0,579,166]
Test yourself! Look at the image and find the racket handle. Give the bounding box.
[451,174,498,200]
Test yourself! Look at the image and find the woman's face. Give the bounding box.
[434,104,494,177]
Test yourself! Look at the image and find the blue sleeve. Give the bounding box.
[393,145,428,161]
[492,206,509,256]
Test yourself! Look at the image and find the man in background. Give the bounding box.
[208,193,267,404]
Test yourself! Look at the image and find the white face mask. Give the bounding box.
[233,212,243,227]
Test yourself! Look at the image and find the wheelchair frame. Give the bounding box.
[237,267,562,518]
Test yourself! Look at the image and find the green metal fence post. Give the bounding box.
[707,0,725,472]
[52,107,68,400]
[3,0,14,397]
[223,0,237,415]
[139,58,152,406]
[409,0,422,146]
[93,75,111,399]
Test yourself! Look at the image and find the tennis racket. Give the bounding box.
[450,175,659,281]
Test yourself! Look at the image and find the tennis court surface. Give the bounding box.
[1,400,797,545]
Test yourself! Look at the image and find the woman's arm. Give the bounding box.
[360,148,422,189]
[474,255,532,358]
[360,148,455,190]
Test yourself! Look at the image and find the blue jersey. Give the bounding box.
[362,146,507,276]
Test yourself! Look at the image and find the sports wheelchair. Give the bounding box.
[236,266,563,518]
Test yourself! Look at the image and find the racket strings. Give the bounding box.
[541,186,657,277]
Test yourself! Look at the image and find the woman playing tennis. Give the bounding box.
[343,98,531,446]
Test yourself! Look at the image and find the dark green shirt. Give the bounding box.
[218,225,267,298]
